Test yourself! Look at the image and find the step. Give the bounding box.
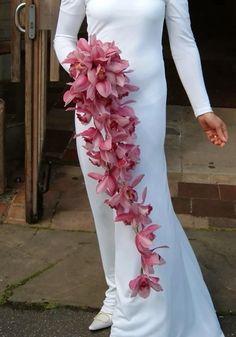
[169,180,236,230]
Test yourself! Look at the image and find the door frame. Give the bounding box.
[24,0,59,222]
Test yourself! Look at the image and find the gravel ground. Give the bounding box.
[0,306,235,337]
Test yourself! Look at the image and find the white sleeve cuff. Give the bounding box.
[194,106,214,118]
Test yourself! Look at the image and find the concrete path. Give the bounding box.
[0,306,235,337]
[0,224,235,314]
[0,224,106,310]
[0,306,109,337]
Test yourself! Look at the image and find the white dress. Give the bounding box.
[54,1,225,336]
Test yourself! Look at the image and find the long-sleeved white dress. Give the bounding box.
[54,1,225,336]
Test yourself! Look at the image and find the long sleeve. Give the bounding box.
[54,0,86,73]
[165,0,213,118]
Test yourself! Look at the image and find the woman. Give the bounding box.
[54,0,228,336]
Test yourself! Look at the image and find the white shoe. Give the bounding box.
[89,311,113,331]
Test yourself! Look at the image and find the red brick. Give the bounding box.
[219,185,236,201]
[171,197,191,214]
[192,199,235,218]
[178,182,219,199]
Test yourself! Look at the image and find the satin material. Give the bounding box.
[54,1,224,336]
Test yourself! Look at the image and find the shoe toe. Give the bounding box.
[89,312,112,331]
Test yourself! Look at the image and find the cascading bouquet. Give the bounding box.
[63,35,167,298]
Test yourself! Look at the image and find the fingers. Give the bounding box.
[212,136,225,147]
[221,122,229,142]
[215,121,229,147]
[216,124,227,142]
[199,112,229,148]
[206,130,226,147]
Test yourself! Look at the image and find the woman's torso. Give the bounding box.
[85,0,167,102]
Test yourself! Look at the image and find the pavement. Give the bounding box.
[0,306,235,337]
[0,306,110,337]
[0,222,235,336]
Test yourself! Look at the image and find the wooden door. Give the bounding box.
[14,0,60,222]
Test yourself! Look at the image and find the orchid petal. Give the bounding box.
[130,174,145,188]
[96,80,112,97]
[87,172,103,181]
[142,187,147,203]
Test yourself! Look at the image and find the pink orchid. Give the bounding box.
[114,143,141,170]
[91,100,112,131]
[63,85,84,106]
[76,110,93,124]
[87,66,113,99]
[105,174,144,210]
[115,202,152,226]
[62,50,88,79]
[63,34,139,103]
[78,127,113,152]
[104,113,138,143]
[105,184,138,210]
[129,274,163,298]
[100,147,118,166]
[63,34,167,298]
[78,127,103,151]
[135,224,167,273]
[141,252,166,274]
[88,171,118,196]
[73,74,90,93]
[135,224,161,253]
[87,151,105,167]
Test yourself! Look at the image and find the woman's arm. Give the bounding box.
[165,0,228,146]
[54,0,86,73]
[165,0,213,119]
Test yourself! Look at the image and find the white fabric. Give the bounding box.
[54,1,224,337]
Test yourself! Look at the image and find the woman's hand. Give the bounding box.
[197,112,229,147]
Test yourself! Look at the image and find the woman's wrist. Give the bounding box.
[194,107,214,119]
[196,111,215,120]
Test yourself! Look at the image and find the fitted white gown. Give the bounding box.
[54,1,225,336]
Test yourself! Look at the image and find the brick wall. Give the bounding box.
[171,182,236,229]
